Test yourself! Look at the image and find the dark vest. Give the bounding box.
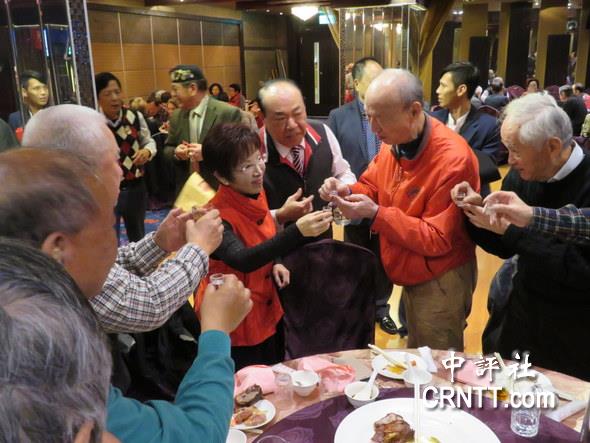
[109,108,143,182]
[263,120,333,212]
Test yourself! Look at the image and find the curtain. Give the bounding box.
[321,6,340,49]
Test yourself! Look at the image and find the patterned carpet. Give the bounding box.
[118,209,170,246]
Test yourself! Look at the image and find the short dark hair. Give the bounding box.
[352,57,380,81]
[559,84,574,98]
[229,83,241,93]
[526,77,540,88]
[491,80,503,93]
[574,83,585,94]
[160,91,171,103]
[94,72,121,95]
[202,123,260,182]
[441,61,479,99]
[20,69,46,89]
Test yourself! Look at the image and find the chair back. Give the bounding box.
[507,85,524,100]
[478,105,500,118]
[545,85,560,102]
[280,239,377,359]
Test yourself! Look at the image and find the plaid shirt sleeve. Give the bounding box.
[91,243,208,333]
[115,232,167,276]
[531,204,590,245]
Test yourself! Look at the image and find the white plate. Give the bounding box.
[231,399,276,430]
[372,351,428,380]
[334,398,500,443]
[226,428,247,443]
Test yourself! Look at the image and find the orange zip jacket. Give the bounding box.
[351,116,480,286]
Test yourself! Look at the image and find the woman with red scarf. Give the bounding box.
[195,123,333,369]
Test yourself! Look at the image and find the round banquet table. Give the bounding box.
[243,348,590,443]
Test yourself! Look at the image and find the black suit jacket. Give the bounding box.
[327,98,368,178]
[431,106,501,184]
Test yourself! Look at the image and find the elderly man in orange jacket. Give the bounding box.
[320,69,480,351]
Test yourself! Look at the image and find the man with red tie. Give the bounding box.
[258,79,355,223]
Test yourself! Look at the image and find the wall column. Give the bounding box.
[496,3,510,79]
[575,0,590,86]
[537,2,568,87]
[458,3,488,61]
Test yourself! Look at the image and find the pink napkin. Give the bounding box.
[296,356,355,393]
[234,365,277,395]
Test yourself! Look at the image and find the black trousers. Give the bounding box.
[231,320,285,371]
[344,224,395,320]
[116,178,147,243]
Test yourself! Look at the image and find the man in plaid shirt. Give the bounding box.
[22,104,223,333]
[483,190,590,245]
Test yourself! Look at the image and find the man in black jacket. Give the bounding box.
[559,84,587,136]
[451,93,590,381]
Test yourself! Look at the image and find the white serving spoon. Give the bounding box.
[353,368,378,401]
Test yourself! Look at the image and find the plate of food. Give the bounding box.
[232,400,276,430]
[334,398,499,443]
[371,351,427,380]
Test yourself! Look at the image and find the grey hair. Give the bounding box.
[0,148,100,248]
[371,69,423,109]
[502,93,572,149]
[22,104,110,172]
[0,237,111,443]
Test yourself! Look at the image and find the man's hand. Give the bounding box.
[450,181,483,207]
[272,264,290,289]
[186,209,224,255]
[275,188,313,224]
[200,274,253,334]
[132,148,151,165]
[295,210,333,237]
[153,207,192,252]
[186,143,203,162]
[319,177,350,202]
[174,143,189,160]
[463,203,509,235]
[332,194,378,220]
[483,191,533,228]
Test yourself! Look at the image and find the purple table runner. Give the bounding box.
[253,388,580,442]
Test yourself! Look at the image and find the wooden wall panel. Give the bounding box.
[203,66,225,85]
[155,69,172,91]
[123,43,153,71]
[153,44,180,70]
[202,45,226,67]
[125,69,155,98]
[91,42,124,72]
[224,66,241,86]
[222,46,240,66]
[179,45,204,67]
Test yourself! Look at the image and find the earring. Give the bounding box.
[52,247,63,264]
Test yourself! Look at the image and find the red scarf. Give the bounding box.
[194,185,284,347]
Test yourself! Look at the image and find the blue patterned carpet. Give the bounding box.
[118,209,170,246]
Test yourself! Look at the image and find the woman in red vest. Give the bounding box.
[195,123,333,369]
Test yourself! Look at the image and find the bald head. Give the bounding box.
[366,69,423,111]
[365,69,425,145]
[259,79,307,148]
[22,104,122,203]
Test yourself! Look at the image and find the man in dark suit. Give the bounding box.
[432,61,501,196]
[559,84,587,136]
[165,65,242,195]
[8,70,49,133]
[327,58,400,336]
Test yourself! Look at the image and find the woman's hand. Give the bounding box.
[272,264,290,288]
[295,210,333,237]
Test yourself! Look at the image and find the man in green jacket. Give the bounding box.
[165,65,242,195]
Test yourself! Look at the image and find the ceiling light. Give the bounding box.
[396,23,402,35]
[291,5,319,21]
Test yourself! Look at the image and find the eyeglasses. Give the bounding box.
[236,155,266,174]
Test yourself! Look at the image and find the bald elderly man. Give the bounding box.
[321,69,480,351]
[258,79,355,220]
